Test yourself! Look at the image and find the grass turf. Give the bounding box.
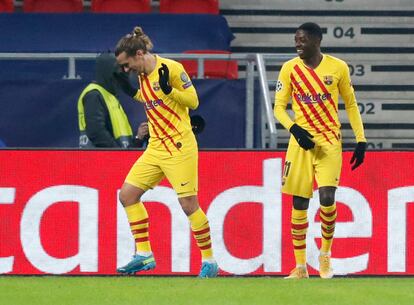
[0,276,413,305]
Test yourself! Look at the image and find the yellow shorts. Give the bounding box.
[125,148,198,198]
[282,143,342,198]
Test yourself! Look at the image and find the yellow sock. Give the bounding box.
[188,208,213,261]
[291,208,308,266]
[125,202,152,254]
[320,203,337,254]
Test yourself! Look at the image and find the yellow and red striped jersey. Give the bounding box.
[134,55,199,156]
[274,54,366,146]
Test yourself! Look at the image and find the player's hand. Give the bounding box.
[190,115,205,134]
[350,142,367,170]
[158,63,172,95]
[136,122,149,140]
[289,124,315,150]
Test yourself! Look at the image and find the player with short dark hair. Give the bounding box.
[274,22,367,279]
[115,26,218,278]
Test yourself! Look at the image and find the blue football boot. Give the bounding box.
[198,261,218,278]
[117,254,156,274]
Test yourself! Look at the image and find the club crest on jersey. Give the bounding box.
[323,75,333,85]
[153,82,161,91]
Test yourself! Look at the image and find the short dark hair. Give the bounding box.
[297,22,323,41]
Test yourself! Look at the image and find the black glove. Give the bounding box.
[158,63,172,95]
[190,115,205,134]
[350,142,367,170]
[113,71,137,98]
[289,124,315,150]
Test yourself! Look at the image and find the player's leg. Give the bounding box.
[179,195,218,278]
[163,150,217,278]
[282,143,315,279]
[285,195,310,279]
[315,143,342,279]
[117,152,164,274]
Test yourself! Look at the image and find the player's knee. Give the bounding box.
[119,190,139,207]
[293,196,309,210]
[178,195,199,216]
[319,193,335,206]
[319,187,336,206]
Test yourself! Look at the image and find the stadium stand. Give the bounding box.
[1,0,413,149]
[0,0,13,12]
[180,50,238,79]
[23,0,84,13]
[0,11,242,148]
[91,0,151,13]
[0,14,234,52]
[220,0,414,149]
[159,0,219,14]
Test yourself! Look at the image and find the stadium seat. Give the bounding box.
[23,0,84,13]
[159,0,219,14]
[180,50,238,79]
[91,0,151,13]
[0,0,13,12]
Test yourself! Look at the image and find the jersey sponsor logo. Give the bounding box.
[295,92,332,104]
[276,80,283,92]
[144,98,164,110]
[323,75,333,85]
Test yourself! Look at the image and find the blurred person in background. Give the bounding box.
[77,53,149,148]
[274,22,366,279]
[114,26,217,278]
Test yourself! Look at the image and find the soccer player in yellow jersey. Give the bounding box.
[274,22,367,279]
[114,26,218,278]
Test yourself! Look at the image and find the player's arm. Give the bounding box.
[274,63,314,150]
[274,63,294,130]
[158,63,199,110]
[339,62,367,170]
[339,63,366,143]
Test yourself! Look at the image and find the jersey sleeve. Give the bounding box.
[339,62,367,143]
[274,62,295,130]
[169,62,199,110]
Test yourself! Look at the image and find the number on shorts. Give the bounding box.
[283,161,292,177]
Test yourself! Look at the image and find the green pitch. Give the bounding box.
[1,276,413,305]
